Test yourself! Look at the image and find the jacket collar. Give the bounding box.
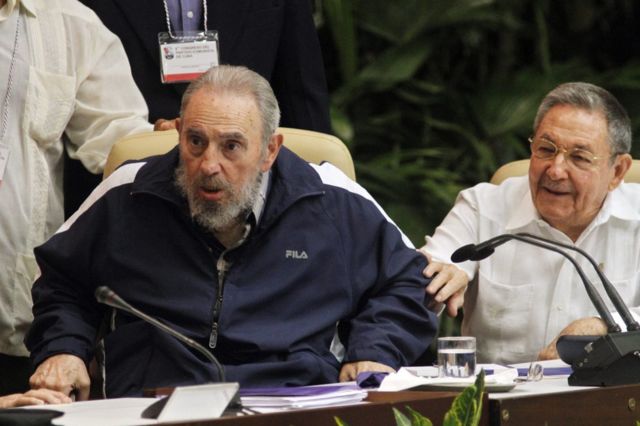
[258,147,325,230]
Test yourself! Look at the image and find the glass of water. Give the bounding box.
[437,336,476,378]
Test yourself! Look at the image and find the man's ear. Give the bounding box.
[261,133,283,172]
[174,118,182,134]
[609,153,632,191]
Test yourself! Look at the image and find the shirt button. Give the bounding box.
[187,10,194,18]
[556,306,563,311]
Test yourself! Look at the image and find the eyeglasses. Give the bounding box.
[528,137,605,171]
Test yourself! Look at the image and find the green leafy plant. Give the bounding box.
[335,370,485,426]
[317,0,640,245]
[317,0,640,340]
[443,369,485,425]
[392,406,434,426]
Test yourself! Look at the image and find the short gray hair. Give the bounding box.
[180,65,280,147]
[533,82,631,156]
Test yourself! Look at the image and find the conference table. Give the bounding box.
[25,375,640,425]
[209,382,640,426]
[134,376,640,426]
[173,378,640,426]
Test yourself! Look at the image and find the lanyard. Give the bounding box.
[161,0,208,39]
[0,11,21,143]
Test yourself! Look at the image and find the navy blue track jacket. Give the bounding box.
[26,147,437,397]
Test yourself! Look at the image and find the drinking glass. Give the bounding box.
[437,336,476,378]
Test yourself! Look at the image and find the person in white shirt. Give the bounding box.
[0,0,152,395]
[421,82,639,364]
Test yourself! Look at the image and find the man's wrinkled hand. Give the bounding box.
[419,249,469,317]
[0,388,72,408]
[29,354,91,401]
[153,118,177,131]
[537,317,608,360]
[339,361,395,382]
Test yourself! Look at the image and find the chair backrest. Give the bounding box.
[103,127,356,181]
[490,158,640,185]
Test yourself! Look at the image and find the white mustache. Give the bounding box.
[197,176,232,193]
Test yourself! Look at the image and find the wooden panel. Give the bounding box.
[490,384,640,425]
[167,391,490,426]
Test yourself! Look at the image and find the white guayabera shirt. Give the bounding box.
[424,175,640,364]
[0,0,151,356]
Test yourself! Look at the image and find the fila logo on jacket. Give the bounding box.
[285,250,308,260]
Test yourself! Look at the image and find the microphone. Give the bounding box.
[450,234,511,263]
[517,232,640,331]
[451,233,620,333]
[94,286,226,381]
[452,233,640,331]
[451,233,640,387]
[95,286,242,419]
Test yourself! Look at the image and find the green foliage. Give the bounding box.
[334,416,350,426]
[317,0,640,244]
[393,406,433,426]
[334,370,485,426]
[443,369,485,426]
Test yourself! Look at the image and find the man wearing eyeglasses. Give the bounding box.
[420,82,638,364]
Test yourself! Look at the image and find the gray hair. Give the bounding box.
[533,82,631,156]
[180,65,280,147]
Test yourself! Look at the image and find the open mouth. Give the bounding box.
[199,187,224,201]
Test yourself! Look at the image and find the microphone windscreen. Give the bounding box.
[470,247,495,261]
[451,244,477,263]
[95,286,112,304]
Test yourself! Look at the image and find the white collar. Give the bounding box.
[0,0,35,21]
[504,180,640,234]
[250,169,271,226]
[0,0,18,21]
[504,183,539,231]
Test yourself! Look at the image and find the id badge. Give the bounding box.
[159,31,219,84]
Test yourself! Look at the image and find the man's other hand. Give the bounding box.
[153,118,177,131]
[537,317,608,360]
[0,388,72,408]
[419,249,469,317]
[29,354,91,401]
[339,361,395,382]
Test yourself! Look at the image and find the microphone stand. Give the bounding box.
[95,286,226,381]
[95,286,241,418]
[518,232,640,331]
[451,233,640,386]
[452,234,620,333]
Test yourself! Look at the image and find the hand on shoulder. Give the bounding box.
[419,249,469,317]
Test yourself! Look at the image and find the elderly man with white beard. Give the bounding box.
[25,65,437,399]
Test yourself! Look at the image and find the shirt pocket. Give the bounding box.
[474,270,535,356]
[607,272,640,323]
[587,269,640,312]
[23,67,75,147]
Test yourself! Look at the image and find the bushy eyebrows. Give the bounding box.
[218,131,248,142]
[538,133,594,151]
[184,129,247,141]
[185,128,207,139]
